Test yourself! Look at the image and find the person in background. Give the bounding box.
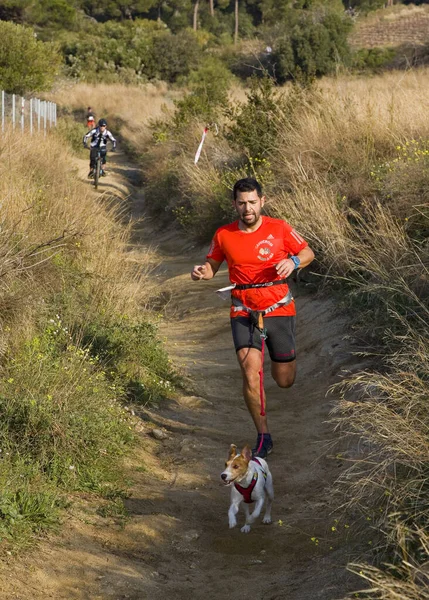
[83,118,116,178]
[86,106,95,128]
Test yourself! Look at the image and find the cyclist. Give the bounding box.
[83,118,117,178]
[86,107,95,128]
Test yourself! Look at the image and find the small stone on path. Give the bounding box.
[151,428,168,440]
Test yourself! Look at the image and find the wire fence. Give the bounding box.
[1,90,57,135]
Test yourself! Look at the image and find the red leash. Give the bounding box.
[256,314,267,455]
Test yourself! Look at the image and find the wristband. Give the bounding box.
[290,255,301,270]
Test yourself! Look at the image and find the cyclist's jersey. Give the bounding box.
[83,127,116,149]
[206,216,308,318]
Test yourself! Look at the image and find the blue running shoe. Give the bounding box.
[252,433,273,459]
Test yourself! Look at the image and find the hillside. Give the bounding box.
[349,4,429,48]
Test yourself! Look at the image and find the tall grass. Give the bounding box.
[0,128,177,549]
[49,81,178,153]
[270,73,429,598]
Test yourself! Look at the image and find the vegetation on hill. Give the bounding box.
[0,0,355,88]
[1,0,428,94]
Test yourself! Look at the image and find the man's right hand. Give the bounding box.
[191,265,207,280]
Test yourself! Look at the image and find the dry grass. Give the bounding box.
[48,81,180,150]
[0,124,177,547]
[270,68,429,209]
[0,127,149,351]
[266,71,429,599]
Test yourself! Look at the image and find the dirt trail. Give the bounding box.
[1,152,363,600]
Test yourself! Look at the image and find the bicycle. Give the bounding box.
[84,143,106,189]
[93,146,104,190]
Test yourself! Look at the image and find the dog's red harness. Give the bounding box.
[234,458,267,504]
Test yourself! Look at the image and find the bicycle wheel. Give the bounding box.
[94,155,101,189]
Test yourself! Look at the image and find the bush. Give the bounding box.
[149,29,201,82]
[273,11,352,82]
[352,47,397,72]
[27,0,78,30]
[226,75,286,159]
[61,21,202,83]
[0,21,62,95]
[173,57,233,127]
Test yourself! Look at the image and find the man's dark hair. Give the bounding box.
[233,178,263,201]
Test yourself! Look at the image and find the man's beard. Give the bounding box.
[240,211,259,226]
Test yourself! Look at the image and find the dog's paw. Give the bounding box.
[229,519,237,529]
[240,524,251,533]
[262,516,272,524]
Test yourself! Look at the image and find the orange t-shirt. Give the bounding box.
[206,216,308,318]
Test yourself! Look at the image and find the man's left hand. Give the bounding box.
[275,258,295,278]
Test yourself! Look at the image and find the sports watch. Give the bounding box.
[290,255,301,270]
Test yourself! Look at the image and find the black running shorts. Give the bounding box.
[230,315,296,363]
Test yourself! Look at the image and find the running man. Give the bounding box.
[83,118,116,178]
[191,178,315,458]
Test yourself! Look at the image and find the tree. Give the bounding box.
[0,0,32,23]
[0,21,62,95]
[193,0,199,29]
[273,11,352,82]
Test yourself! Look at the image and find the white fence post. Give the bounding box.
[21,97,25,133]
[0,90,56,132]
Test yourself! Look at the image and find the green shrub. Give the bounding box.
[173,57,233,127]
[226,75,286,159]
[273,11,352,82]
[79,315,179,404]
[0,21,62,95]
[27,0,78,30]
[53,115,87,156]
[149,29,201,82]
[0,459,63,547]
[368,139,429,241]
[352,47,397,71]
[0,317,133,489]
[61,22,202,83]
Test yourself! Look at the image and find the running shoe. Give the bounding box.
[252,433,273,459]
[101,169,107,177]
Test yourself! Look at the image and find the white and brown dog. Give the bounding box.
[221,444,274,533]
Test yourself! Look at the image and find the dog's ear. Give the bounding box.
[241,445,252,462]
[228,444,237,460]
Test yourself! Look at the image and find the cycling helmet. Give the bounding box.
[98,118,107,127]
